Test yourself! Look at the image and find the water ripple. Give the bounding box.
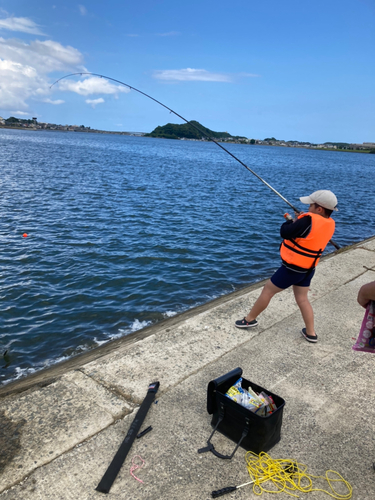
[1,129,374,383]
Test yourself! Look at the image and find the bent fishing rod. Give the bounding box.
[51,73,340,250]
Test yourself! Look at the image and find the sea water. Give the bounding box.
[1,128,374,383]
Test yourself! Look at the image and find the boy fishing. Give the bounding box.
[235,190,338,343]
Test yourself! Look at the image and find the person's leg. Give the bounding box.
[244,279,283,322]
[236,265,293,328]
[293,285,316,337]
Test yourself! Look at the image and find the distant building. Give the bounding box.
[0,116,5,124]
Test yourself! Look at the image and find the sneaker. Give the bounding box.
[235,317,258,328]
[301,328,318,343]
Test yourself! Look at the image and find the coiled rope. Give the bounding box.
[245,451,352,499]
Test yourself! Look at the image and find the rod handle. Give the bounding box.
[211,486,237,498]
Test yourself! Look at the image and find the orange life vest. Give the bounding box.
[280,212,335,270]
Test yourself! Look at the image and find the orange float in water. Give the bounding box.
[23,233,28,237]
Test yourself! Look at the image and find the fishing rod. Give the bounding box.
[50,73,340,249]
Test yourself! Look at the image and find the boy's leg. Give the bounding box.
[293,285,316,337]
[244,279,283,322]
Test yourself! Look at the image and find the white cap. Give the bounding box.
[300,190,338,211]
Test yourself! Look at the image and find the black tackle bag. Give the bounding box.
[198,367,285,459]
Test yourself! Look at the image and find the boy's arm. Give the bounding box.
[357,281,375,308]
[280,215,312,240]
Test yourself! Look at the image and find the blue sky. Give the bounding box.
[0,0,374,143]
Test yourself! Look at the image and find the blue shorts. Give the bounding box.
[270,265,315,289]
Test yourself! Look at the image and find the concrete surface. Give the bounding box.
[0,237,375,499]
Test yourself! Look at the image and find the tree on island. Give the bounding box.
[5,116,33,124]
[6,117,20,123]
[146,121,233,140]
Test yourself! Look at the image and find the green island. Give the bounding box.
[147,122,375,153]
[1,116,374,153]
[145,120,246,141]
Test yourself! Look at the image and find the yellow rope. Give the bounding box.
[245,451,352,499]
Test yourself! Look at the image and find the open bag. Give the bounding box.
[198,367,285,460]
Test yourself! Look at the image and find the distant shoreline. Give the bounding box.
[0,124,373,153]
[145,136,374,154]
[0,125,140,136]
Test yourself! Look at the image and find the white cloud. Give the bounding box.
[0,33,85,111]
[57,76,130,97]
[85,97,104,108]
[0,38,84,73]
[0,58,45,110]
[11,110,29,116]
[0,16,131,115]
[153,68,233,82]
[0,17,45,36]
[79,5,88,16]
[44,98,64,105]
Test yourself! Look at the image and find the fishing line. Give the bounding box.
[245,451,352,499]
[212,451,352,499]
[50,73,340,249]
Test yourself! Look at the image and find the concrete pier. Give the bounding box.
[1,238,375,499]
